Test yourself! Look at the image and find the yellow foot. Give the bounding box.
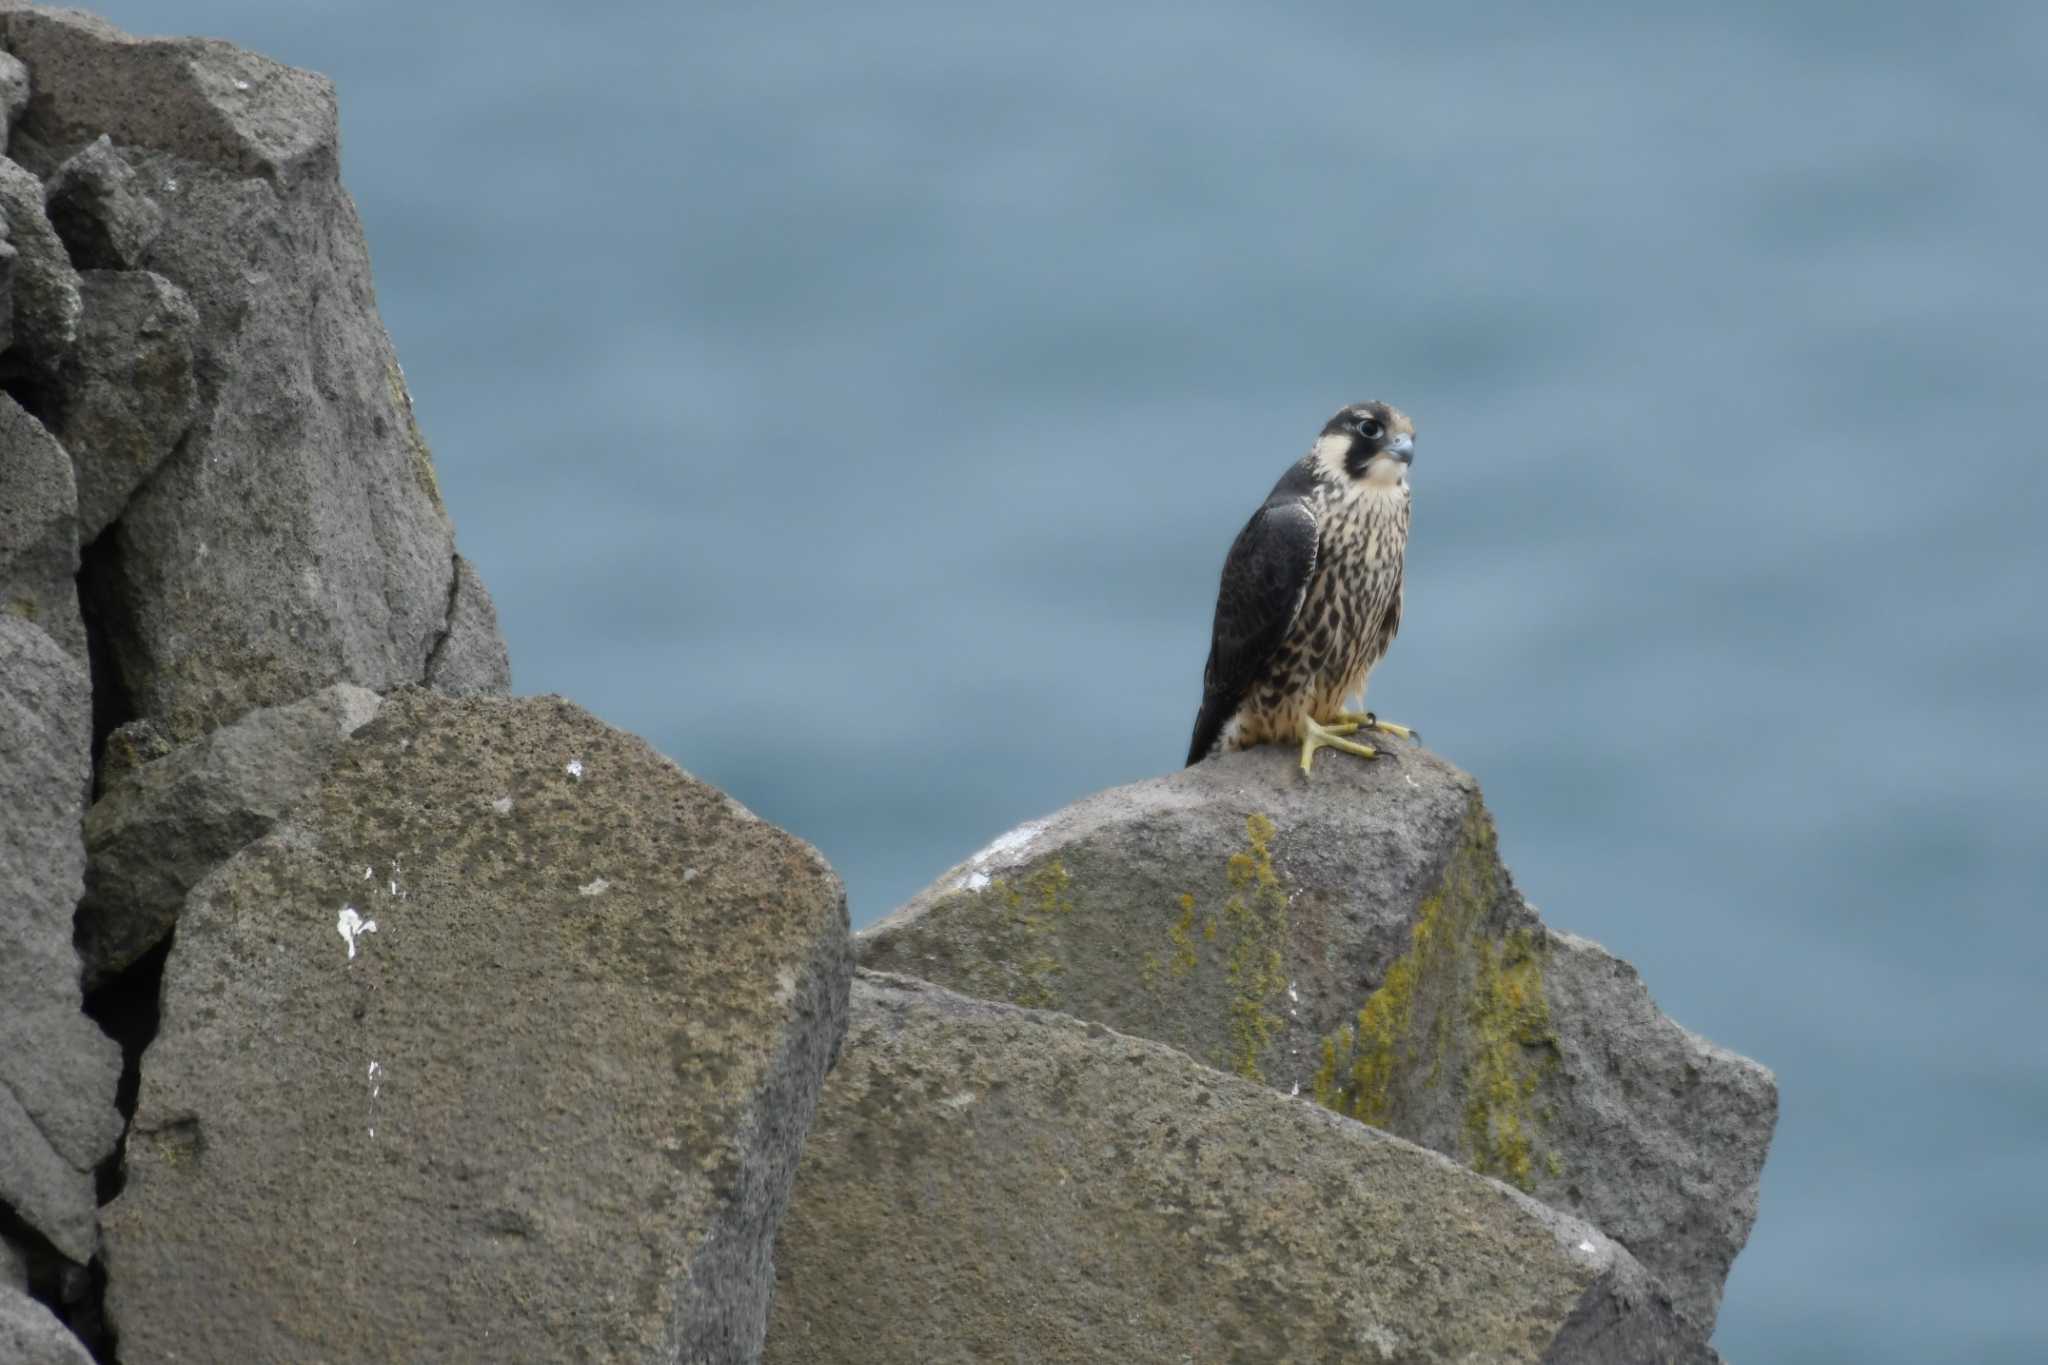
[1299,715,1378,775]
[1332,711,1419,742]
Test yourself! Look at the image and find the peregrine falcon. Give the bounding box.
[1187,401,1418,775]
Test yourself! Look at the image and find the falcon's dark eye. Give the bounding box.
[1355,415,1383,440]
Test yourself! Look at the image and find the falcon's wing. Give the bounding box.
[1186,499,1319,765]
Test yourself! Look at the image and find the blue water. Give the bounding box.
[95,2,2048,1357]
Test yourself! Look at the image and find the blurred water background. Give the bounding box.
[96,1,2048,1357]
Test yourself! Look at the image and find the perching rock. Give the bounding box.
[0,391,83,660]
[50,269,198,541]
[0,617,123,1265]
[76,682,384,989]
[0,152,79,364]
[423,552,512,697]
[0,3,497,743]
[103,690,853,1363]
[43,134,162,270]
[767,972,1717,1365]
[863,743,1777,1331]
[0,1285,94,1365]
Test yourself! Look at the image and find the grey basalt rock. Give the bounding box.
[49,268,198,540]
[423,552,512,696]
[767,972,1717,1365]
[0,1236,26,1292]
[0,152,78,363]
[96,715,171,782]
[76,682,384,989]
[0,617,123,1265]
[0,391,83,660]
[104,690,853,1364]
[0,50,28,151]
[0,3,504,743]
[0,225,16,353]
[43,134,162,270]
[0,1285,93,1365]
[862,743,1777,1332]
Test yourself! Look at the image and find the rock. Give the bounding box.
[0,153,79,364]
[767,972,1717,1365]
[0,1286,94,1365]
[0,617,123,1264]
[0,1236,25,1291]
[103,690,853,1363]
[0,4,503,743]
[43,134,162,270]
[862,744,1777,1331]
[424,553,512,696]
[0,225,16,353]
[0,50,28,151]
[0,6,335,183]
[48,269,198,540]
[0,392,83,660]
[97,716,171,786]
[76,682,385,989]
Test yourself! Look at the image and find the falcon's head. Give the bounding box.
[1312,401,1415,487]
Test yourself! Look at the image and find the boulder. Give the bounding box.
[0,617,123,1264]
[767,972,1717,1365]
[43,134,162,270]
[0,1286,93,1365]
[863,744,1777,1331]
[0,152,78,362]
[0,391,82,660]
[103,690,853,1363]
[0,3,500,743]
[76,682,384,989]
[52,268,199,541]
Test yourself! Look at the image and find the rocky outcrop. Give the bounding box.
[0,618,122,1266]
[863,743,1778,1332]
[75,682,384,988]
[2,1,500,744]
[102,690,853,1362]
[0,4,518,1351]
[768,972,1717,1365]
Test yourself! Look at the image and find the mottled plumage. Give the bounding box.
[1188,401,1415,768]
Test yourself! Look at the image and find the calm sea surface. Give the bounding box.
[96,2,2048,1357]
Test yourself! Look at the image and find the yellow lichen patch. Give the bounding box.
[1219,814,1290,1080]
[1309,803,1561,1190]
[985,861,1075,1008]
[1461,928,1555,1185]
[1146,814,1293,1083]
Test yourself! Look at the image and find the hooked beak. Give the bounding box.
[1387,433,1414,465]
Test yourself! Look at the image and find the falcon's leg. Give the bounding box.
[1299,716,1378,775]
[1332,710,1419,742]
